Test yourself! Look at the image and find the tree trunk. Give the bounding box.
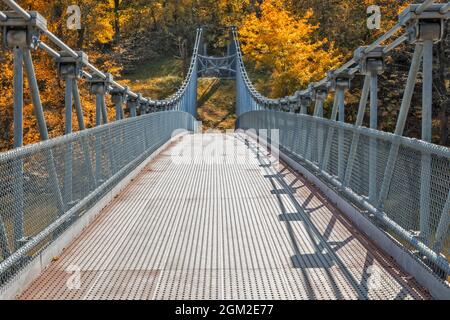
[52,0,64,38]
[114,0,121,43]
[179,38,188,77]
[77,27,85,49]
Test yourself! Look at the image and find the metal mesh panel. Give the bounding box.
[347,134,371,198]
[0,111,196,287]
[238,110,450,279]
[384,144,422,232]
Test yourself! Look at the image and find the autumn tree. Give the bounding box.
[0,0,447,147]
[239,0,342,97]
[288,0,411,57]
[0,0,123,150]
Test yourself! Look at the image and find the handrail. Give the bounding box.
[0,0,202,109]
[234,0,450,279]
[232,0,449,109]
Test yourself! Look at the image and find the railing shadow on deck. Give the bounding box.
[237,133,430,300]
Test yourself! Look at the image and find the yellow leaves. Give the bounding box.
[397,3,411,15]
[83,2,115,45]
[303,9,314,20]
[240,0,342,97]
[218,0,250,25]
[0,0,130,149]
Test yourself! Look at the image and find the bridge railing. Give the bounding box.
[0,111,196,289]
[234,1,450,280]
[239,111,450,277]
[197,55,237,78]
[0,0,202,128]
[0,0,203,153]
[0,0,201,289]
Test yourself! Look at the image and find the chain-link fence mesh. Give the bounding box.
[0,111,196,289]
[238,110,450,280]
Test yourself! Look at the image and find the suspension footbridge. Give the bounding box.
[0,0,449,300]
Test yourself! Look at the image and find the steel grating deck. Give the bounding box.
[19,133,431,300]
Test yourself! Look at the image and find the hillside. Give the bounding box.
[120,57,237,131]
[197,79,236,131]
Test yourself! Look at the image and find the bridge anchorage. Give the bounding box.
[0,0,449,300]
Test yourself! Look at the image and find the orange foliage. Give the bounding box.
[239,0,342,97]
[0,0,120,150]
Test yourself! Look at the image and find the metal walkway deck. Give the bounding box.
[18,134,430,300]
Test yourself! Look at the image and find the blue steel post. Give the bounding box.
[91,77,108,185]
[310,85,327,164]
[64,76,73,207]
[369,71,378,203]
[101,94,108,125]
[343,75,371,188]
[72,82,85,128]
[72,80,96,189]
[353,45,385,202]
[419,38,433,243]
[299,93,311,157]
[112,91,124,121]
[337,81,348,181]
[13,47,24,250]
[129,100,137,118]
[95,93,103,184]
[377,45,423,210]
[321,83,340,171]
[23,50,66,218]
